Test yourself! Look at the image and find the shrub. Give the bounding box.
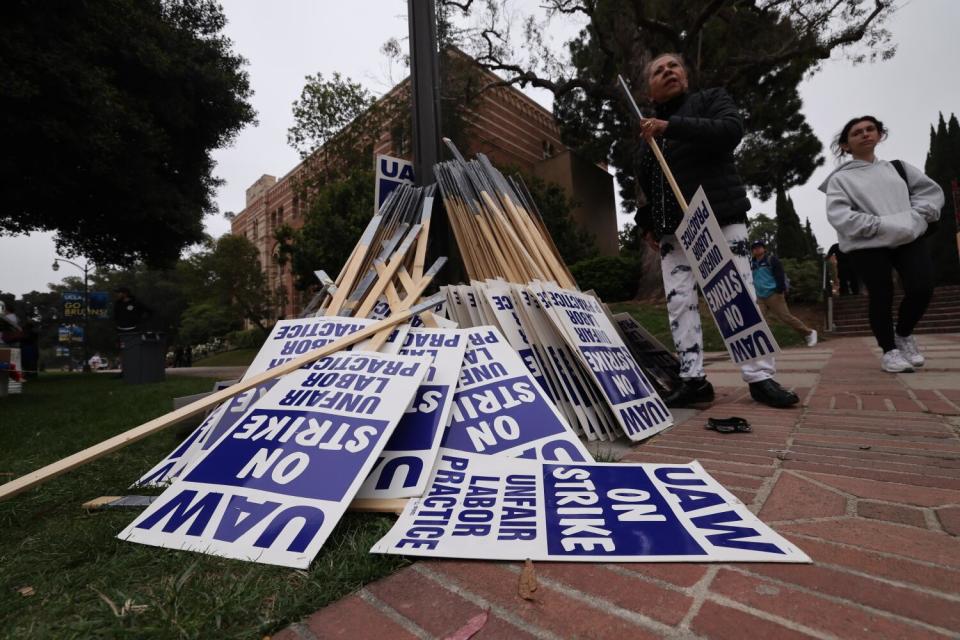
[225,327,268,350]
[779,257,823,303]
[570,255,642,301]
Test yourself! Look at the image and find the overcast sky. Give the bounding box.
[2,0,957,297]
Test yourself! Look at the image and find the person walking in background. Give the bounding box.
[821,115,943,373]
[827,242,860,296]
[633,52,798,408]
[750,240,818,347]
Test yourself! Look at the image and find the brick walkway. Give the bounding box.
[274,335,960,640]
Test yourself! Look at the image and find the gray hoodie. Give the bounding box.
[819,158,944,252]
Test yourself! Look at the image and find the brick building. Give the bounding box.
[231,52,618,318]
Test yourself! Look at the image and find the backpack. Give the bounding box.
[891,159,939,239]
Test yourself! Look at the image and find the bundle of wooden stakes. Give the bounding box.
[434,149,576,287]
[299,184,445,327]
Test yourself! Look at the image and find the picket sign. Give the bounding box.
[355,328,468,500]
[530,282,673,442]
[472,280,556,406]
[133,317,379,488]
[439,327,592,463]
[119,350,430,568]
[610,311,683,396]
[0,308,423,503]
[510,284,611,441]
[371,451,810,563]
[678,189,780,365]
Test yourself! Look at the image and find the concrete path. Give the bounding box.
[274,335,960,640]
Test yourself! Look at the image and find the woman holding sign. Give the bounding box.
[633,53,798,409]
[821,115,943,373]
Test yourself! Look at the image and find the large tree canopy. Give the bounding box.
[454,0,895,210]
[0,0,255,267]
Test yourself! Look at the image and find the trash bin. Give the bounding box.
[120,332,166,384]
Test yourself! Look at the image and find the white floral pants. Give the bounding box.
[659,222,775,384]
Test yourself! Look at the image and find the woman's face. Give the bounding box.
[842,119,881,158]
[647,55,689,103]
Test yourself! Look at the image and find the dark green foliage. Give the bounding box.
[522,175,598,265]
[803,218,822,257]
[780,258,823,303]
[0,374,409,639]
[225,327,268,350]
[619,222,641,255]
[748,214,778,254]
[0,0,255,267]
[924,112,960,285]
[570,255,641,301]
[180,234,275,333]
[276,169,376,291]
[775,189,809,259]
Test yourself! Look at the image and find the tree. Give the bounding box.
[180,234,274,335]
[803,218,822,257]
[924,112,960,285]
[454,1,894,212]
[747,213,778,254]
[286,73,377,159]
[775,190,808,259]
[275,169,376,291]
[521,175,597,265]
[0,0,255,267]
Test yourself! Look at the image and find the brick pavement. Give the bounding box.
[273,336,960,639]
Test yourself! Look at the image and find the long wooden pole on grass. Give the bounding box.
[0,306,427,502]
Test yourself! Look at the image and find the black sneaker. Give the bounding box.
[749,379,799,408]
[663,377,715,407]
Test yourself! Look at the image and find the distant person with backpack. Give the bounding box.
[750,240,818,347]
[820,115,944,373]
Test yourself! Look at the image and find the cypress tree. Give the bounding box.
[803,218,821,258]
[775,188,808,259]
[924,113,960,285]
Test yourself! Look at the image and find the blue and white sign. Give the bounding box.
[375,154,415,210]
[372,452,810,563]
[356,328,467,500]
[119,351,429,568]
[133,317,378,488]
[509,284,608,441]
[531,283,672,442]
[440,327,591,463]
[679,189,779,365]
[475,281,554,402]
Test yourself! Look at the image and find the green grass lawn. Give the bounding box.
[0,374,407,639]
[608,300,808,352]
[191,348,258,367]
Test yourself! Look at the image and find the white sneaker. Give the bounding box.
[805,330,818,347]
[881,349,914,373]
[894,334,925,367]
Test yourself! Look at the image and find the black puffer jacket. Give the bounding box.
[634,88,751,237]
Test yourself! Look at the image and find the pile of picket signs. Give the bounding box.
[119,151,809,569]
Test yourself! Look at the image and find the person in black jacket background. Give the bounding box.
[634,53,798,409]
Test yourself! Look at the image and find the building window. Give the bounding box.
[276,205,284,225]
[253,219,259,239]
[391,124,409,157]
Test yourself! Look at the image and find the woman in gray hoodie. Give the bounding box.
[820,115,944,373]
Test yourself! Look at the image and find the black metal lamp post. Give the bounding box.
[52,258,91,373]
